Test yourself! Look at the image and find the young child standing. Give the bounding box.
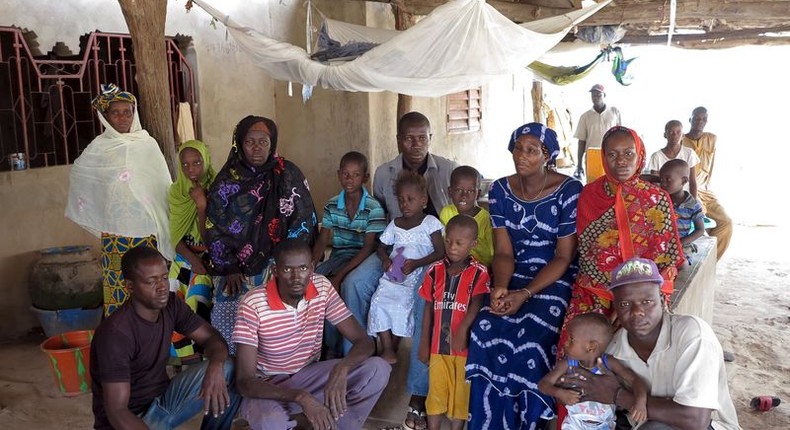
[418,215,490,430]
[647,120,701,197]
[312,151,387,357]
[367,170,445,364]
[660,159,705,252]
[539,312,648,430]
[439,165,494,266]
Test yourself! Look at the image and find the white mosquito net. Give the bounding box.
[190,0,610,97]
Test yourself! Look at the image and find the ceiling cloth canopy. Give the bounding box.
[190,0,611,97]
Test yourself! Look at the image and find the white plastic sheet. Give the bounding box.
[190,0,610,97]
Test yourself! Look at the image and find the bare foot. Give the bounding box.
[380,349,398,364]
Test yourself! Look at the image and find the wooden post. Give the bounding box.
[117,0,178,179]
[531,80,543,123]
[394,4,415,149]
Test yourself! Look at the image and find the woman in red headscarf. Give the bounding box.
[557,126,685,354]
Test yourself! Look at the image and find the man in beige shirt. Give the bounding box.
[682,107,732,260]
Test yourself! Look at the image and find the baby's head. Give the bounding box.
[565,312,614,364]
[444,215,478,264]
[659,158,689,195]
[448,165,481,215]
[395,170,428,219]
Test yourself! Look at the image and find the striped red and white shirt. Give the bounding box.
[233,274,351,377]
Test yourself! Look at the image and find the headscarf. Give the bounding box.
[66,85,174,260]
[168,140,217,248]
[574,126,683,300]
[205,116,317,276]
[508,122,560,164]
[91,83,136,112]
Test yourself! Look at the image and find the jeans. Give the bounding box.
[316,253,355,358]
[141,359,241,430]
[340,253,383,355]
[407,281,429,397]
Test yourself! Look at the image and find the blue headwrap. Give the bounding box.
[508,122,560,163]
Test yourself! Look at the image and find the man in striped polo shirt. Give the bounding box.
[233,239,391,430]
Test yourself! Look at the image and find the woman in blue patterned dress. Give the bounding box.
[466,123,582,429]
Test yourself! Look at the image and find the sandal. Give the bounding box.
[751,396,781,411]
[403,405,427,430]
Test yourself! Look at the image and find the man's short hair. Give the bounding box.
[450,165,481,188]
[273,238,312,264]
[691,106,708,117]
[121,246,164,282]
[397,111,431,135]
[339,151,369,174]
[446,214,478,238]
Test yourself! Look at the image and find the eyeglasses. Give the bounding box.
[399,134,431,144]
[450,188,477,196]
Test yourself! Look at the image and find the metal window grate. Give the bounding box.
[0,28,197,171]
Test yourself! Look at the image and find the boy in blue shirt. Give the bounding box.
[312,151,387,357]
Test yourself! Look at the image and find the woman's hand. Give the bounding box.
[224,273,245,296]
[489,287,508,313]
[381,256,392,272]
[490,290,529,316]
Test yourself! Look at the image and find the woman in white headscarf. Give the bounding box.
[65,84,173,316]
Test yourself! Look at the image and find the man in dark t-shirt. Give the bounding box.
[91,246,240,429]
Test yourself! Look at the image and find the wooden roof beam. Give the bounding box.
[582,1,790,30]
[351,0,579,22]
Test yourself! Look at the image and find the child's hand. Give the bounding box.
[381,257,392,272]
[189,180,207,211]
[451,330,469,353]
[402,259,417,275]
[629,403,647,423]
[556,388,582,406]
[418,342,430,365]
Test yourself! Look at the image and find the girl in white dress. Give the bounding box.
[368,171,444,364]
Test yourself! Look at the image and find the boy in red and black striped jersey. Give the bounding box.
[418,215,490,430]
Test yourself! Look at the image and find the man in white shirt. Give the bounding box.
[574,84,622,183]
[562,258,740,430]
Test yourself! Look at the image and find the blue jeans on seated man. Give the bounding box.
[339,253,383,355]
[315,252,355,358]
[141,359,241,430]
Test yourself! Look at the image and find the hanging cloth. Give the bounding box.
[188,0,611,97]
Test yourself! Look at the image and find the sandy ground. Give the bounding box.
[0,224,787,429]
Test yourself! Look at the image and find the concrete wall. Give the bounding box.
[0,0,534,338]
[0,167,101,336]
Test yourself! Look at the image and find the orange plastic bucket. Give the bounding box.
[40,330,94,396]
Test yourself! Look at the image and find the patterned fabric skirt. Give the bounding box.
[101,233,157,316]
[212,265,272,356]
[466,281,572,429]
[168,252,214,360]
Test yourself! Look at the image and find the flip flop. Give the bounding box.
[402,405,427,430]
[751,396,781,411]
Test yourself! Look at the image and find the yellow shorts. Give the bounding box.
[585,147,605,183]
[425,354,470,421]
